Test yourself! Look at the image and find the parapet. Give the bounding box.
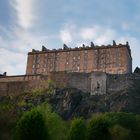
[29,40,130,54]
[0,72,7,77]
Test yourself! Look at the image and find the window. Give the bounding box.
[77,66,80,71]
[32,64,35,68]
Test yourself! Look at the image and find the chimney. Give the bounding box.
[113,40,116,46]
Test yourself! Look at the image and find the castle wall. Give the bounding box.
[107,74,129,92]
[0,79,49,96]
[49,72,91,93]
[0,75,42,82]
[0,72,139,96]
[0,75,48,96]
[91,72,107,95]
[0,72,91,96]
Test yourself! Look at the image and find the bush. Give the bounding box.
[108,125,131,140]
[87,115,111,140]
[104,112,140,139]
[67,118,87,140]
[14,109,49,140]
[36,103,68,140]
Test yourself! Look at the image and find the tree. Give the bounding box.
[36,103,68,140]
[87,115,111,140]
[67,118,87,140]
[15,109,49,140]
[108,125,131,140]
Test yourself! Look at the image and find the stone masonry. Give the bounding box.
[26,41,132,75]
[0,41,134,96]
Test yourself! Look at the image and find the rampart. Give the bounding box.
[0,72,140,96]
[0,75,48,96]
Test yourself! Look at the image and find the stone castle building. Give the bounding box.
[0,41,136,96]
[26,41,132,75]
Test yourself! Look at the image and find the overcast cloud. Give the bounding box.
[0,0,140,75]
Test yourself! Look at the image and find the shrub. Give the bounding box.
[47,79,55,95]
[67,118,87,140]
[108,125,131,140]
[36,103,68,140]
[104,112,140,139]
[15,109,49,140]
[87,115,111,140]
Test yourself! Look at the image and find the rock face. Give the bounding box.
[49,81,140,120]
[49,88,83,119]
[1,75,139,120]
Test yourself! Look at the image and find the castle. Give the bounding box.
[0,41,138,96]
[26,41,132,75]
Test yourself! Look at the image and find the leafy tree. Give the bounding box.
[67,118,87,140]
[36,103,68,140]
[87,115,111,140]
[109,125,131,140]
[104,112,140,139]
[15,109,49,140]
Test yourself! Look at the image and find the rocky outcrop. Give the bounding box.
[48,82,140,119]
[1,79,139,120]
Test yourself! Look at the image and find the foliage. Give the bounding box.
[87,114,111,140]
[14,109,49,140]
[47,78,55,95]
[17,100,32,107]
[104,112,140,139]
[67,118,87,140]
[1,91,140,140]
[108,125,131,140]
[32,87,46,97]
[36,103,68,140]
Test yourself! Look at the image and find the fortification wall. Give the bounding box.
[0,75,42,82]
[0,80,49,96]
[0,72,139,96]
[107,74,140,93]
[49,72,91,93]
[91,72,107,95]
[0,72,91,96]
[0,75,48,96]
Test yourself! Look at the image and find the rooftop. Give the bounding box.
[28,40,131,54]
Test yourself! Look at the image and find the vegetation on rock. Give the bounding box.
[0,87,140,140]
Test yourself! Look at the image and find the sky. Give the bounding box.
[0,0,140,75]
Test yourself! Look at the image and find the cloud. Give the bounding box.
[60,28,72,44]
[10,0,35,29]
[0,20,140,75]
[0,48,26,75]
[0,26,45,75]
[80,25,116,45]
[59,24,118,46]
[59,23,78,44]
[116,36,140,69]
[80,26,101,40]
[0,24,60,75]
[59,23,140,70]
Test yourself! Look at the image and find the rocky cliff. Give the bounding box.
[49,84,140,120]
[0,74,140,120]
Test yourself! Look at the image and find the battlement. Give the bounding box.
[29,41,131,54]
